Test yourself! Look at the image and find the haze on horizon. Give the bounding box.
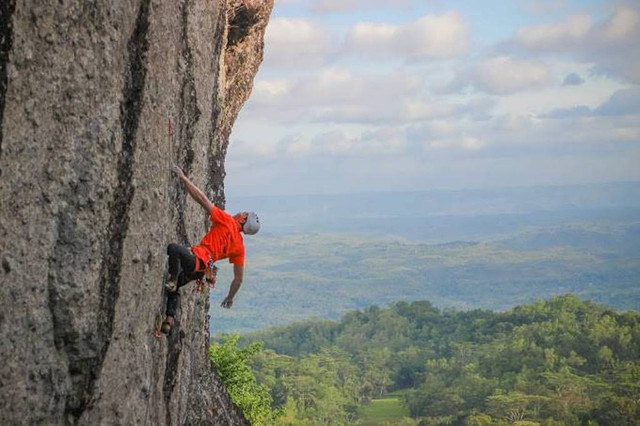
[225,0,640,197]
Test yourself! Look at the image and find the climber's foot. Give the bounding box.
[161,316,174,335]
[165,279,178,293]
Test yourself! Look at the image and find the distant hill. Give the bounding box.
[226,181,640,242]
[209,182,640,334]
[210,219,640,334]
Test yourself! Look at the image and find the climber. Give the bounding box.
[160,165,260,334]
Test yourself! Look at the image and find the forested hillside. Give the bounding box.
[231,295,639,425]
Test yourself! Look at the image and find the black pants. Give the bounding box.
[166,243,204,317]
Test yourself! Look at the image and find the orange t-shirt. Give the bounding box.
[192,206,245,267]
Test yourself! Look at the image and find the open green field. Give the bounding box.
[358,393,410,425]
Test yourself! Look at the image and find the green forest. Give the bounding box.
[211,295,639,425]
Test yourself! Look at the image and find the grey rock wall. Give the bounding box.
[0,0,273,424]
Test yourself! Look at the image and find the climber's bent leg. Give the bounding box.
[166,291,179,318]
[163,244,205,333]
[165,269,205,317]
[167,243,198,280]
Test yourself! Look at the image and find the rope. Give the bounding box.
[145,116,176,426]
[152,117,175,335]
[155,117,174,263]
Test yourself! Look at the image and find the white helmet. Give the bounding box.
[243,212,260,235]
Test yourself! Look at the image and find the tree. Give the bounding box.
[209,334,278,425]
[541,368,592,422]
[487,392,548,424]
[243,296,640,424]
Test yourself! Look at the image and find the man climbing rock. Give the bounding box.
[161,165,260,334]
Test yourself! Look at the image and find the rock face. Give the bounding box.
[0,0,273,424]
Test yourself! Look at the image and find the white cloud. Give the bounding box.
[312,0,412,13]
[483,109,640,149]
[243,68,428,124]
[475,56,550,94]
[516,7,640,49]
[400,99,457,122]
[232,136,281,158]
[346,22,396,53]
[299,128,409,157]
[601,6,640,41]
[283,135,314,156]
[518,0,567,14]
[461,137,485,150]
[406,120,488,151]
[243,66,497,128]
[450,56,551,95]
[234,127,412,160]
[345,12,470,60]
[253,79,290,99]
[227,1,640,196]
[511,6,640,82]
[516,14,592,49]
[614,127,640,142]
[355,127,408,155]
[423,136,485,150]
[311,130,354,155]
[229,100,639,197]
[263,18,333,67]
[404,90,640,154]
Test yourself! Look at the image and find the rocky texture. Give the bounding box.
[0,0,273,424]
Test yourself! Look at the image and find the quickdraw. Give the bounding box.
[194,259,218,293]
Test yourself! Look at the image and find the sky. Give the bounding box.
[225,0,640,197]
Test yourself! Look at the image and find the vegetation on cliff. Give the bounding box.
[209,335,279,425]
[229,295,639,424]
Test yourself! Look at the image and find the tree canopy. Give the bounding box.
[231,295,639,425]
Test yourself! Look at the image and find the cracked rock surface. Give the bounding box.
[0,0,273,424]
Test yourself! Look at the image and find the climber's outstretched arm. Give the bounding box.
[221,264,244,309]
[171,165,213,212]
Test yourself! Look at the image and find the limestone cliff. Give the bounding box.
[0,0,273,424]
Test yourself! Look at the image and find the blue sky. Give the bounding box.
[225,0,640,196]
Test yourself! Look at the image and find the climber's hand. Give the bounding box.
[221,296,234,309]
[171,165,185,179]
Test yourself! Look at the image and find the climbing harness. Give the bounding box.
[194,258,218,293]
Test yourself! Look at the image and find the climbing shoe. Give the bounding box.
[165,279,178,293]
[161,316,174,335]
